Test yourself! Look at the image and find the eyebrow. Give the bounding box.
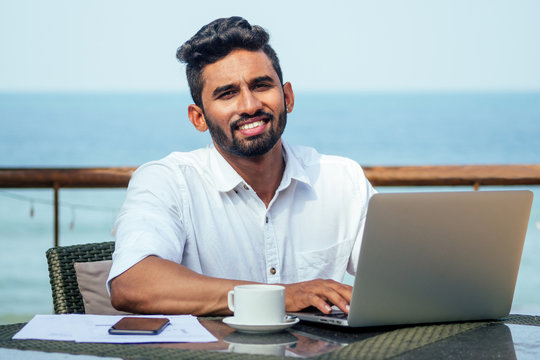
[212,82,237,98]
[211,75,277,98]
[250,75,274,85]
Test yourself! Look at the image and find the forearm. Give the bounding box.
[110,256,352,316]
[110,256,253,316]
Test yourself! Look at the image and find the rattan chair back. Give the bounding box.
[46,241,115,314]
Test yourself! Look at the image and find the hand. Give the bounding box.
[282,279,352,314]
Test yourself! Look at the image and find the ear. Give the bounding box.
[188,104,208,132]
[283,82,295,113]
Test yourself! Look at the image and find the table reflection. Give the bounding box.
[224,331,298,356]
[507,324,540,360]
[143,318,343,357]
[140,318,540,359]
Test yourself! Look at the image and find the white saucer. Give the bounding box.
[223,316,299,334]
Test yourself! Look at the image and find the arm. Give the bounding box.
[110,255,352,315]
[111,161,353,315]
[110,255,252,316]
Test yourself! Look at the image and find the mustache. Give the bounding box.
[231,110,274,129]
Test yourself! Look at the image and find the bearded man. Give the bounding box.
[108,16,375,316]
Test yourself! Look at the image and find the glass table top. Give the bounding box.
[2,315,540,359]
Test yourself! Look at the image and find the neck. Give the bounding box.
[215,140,285,207]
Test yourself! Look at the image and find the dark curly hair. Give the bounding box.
[176,16,283,108]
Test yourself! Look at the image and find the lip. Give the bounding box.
[234,116,269,137]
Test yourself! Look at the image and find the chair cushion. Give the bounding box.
[74,260,130,315]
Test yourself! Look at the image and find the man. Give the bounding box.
[108,16,375,316]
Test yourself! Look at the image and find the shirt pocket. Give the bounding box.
[296,239,353,282]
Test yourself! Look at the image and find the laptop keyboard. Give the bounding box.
[315,309,348,319]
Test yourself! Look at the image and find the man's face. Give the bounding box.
[199,49,290,158]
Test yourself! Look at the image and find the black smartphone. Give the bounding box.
[108,317,170,335]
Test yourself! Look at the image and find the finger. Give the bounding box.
[282,280,352,313]
[329,296,350,314]
[308,293,333,314]
[329,282,353,303]
[317,283,352,313]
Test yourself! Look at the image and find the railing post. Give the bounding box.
[53,182,59,247]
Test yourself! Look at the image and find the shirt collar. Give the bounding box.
[209,140,313,193]
[208,143,245,193]
[278,140,312,191]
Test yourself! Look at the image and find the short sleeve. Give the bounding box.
[107,161,187,292]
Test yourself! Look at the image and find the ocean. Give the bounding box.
[1,92,539,324]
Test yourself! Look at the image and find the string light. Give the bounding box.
[30,200,34,218]
[69,206,76,231]
[0,190,120,234]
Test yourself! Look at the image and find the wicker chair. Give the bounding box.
[46,241,115,314]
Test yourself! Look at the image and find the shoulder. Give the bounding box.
[287,143,365,175]
[133,147,211,177]
[285,143,373,195]
[128,147,213,191]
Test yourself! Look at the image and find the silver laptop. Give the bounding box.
[291,190,533,327]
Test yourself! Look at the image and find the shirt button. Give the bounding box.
[269,267,277,275]
[265,216,269,223]
[243,184,249,190]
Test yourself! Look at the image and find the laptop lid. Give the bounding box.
[294,190,533,327]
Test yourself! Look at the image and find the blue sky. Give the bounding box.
[1,0,539,92]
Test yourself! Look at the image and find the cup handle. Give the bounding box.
[227,290,235,312]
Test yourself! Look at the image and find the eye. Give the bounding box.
[217,90,236,100]
[253,83,272,91]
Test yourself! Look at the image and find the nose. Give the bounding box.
[237,88,263,116]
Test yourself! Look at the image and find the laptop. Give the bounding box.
[291,190,533,327]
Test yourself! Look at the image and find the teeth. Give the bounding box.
[239,121,264,130]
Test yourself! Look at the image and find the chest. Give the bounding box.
[181,180,362,266]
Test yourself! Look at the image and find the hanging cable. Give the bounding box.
[0,190,120,213]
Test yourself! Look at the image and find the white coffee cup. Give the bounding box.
[228,284,285,324]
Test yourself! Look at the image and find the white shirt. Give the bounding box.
[108,142,375,290]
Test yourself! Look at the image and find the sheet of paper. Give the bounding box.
[12,314,76,341]
[13,314,217,343]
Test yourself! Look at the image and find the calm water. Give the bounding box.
[1,92,540,324]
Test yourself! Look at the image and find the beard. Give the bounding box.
[204,108,287,158]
